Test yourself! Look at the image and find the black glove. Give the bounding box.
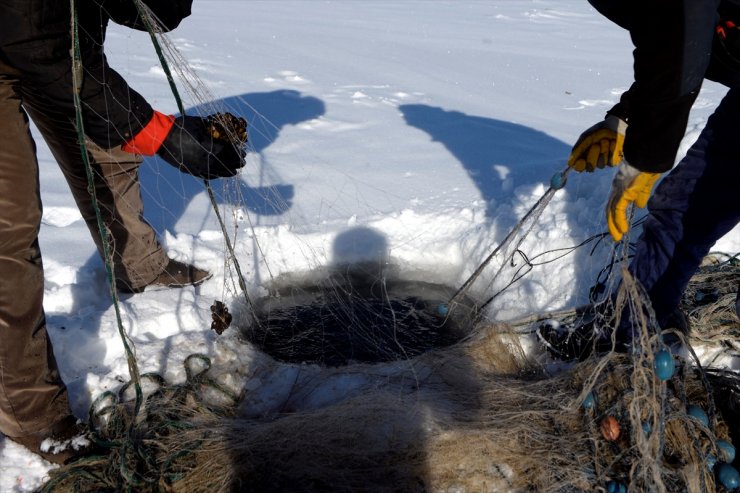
[157,114,246,180]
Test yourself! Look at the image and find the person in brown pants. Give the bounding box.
[0,0,246,463]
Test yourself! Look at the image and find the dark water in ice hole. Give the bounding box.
[242,276,477,367]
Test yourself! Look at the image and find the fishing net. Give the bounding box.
[42,261,740,492]
[36,3,740,492]
[682,254,740,357]
[243,264,478,367]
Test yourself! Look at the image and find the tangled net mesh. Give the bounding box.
[682,254,740,351]
[45,3,740,491]
[42,258,740,493]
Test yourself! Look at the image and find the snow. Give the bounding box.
[2,1,738,489]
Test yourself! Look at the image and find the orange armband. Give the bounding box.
[121,111,175,156]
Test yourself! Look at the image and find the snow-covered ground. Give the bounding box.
[2,1,738,489]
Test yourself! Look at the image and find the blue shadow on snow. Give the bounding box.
[139,89,326,233]
[399,104,570,219]
[398,103,603,315]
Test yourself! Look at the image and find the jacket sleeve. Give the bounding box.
[99,0,193,32]
[618,0,720,173]
[0,1,154,149]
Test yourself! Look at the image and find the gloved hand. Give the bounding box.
[606,161,661,242]
[568,115,627,172]
[122,111,247,180]
[157,114,247,180]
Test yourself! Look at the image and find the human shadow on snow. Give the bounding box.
[399,104,569,220]
[139,89,326,233]
[398,103,607,315]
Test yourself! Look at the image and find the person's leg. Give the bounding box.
[0,69,71,439]
[71,140,169,290]
[628,88,740,331]
[21,91,168,291]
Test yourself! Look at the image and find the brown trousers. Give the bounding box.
[0,62,166,437]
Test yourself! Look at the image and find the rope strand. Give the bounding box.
[70,0,143,419]
[131,0,259,319]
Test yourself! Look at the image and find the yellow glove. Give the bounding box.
[568,115,627,172]
[606,161,661,242]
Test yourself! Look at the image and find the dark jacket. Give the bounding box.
[0,0,191,149]
[590,0,740,173]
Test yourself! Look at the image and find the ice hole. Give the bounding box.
[240,265,478,367]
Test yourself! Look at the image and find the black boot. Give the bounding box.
[117,258,212,293]
[537,301,691,362]
[536,302,627,361]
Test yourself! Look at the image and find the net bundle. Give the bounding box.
[42,262,740,493]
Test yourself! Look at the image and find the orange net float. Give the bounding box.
[600,415,621,442]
